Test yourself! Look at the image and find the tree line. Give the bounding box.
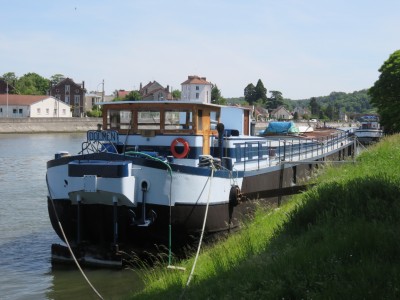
[4,62,397,129]
[1,72,65,95]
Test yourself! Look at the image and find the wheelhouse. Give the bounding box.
[101,101,251,157]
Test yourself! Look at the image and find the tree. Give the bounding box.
[171,89,181,100]
[325,103,334,120]
[369,50,400,133]
[50,74,65,85]
[269,90,284,109]
[211,85,221,104]
[15,73,50,95]
[125,90,142,101]
[2,72,17,84]
[309,97,320,116]
[254,79,267,105]
[1,72,18,94]
[244,83,256,104]
[211,85,226,105]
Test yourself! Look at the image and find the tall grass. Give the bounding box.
[129,134,400,299]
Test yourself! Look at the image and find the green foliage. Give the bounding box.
[171,89,181,100]
[269,90,284,109]
[309,97,320,115]
[254,79,267,104]
[210,85,227,105]
[244,79,267,105]
[369,49,400,133]
[294,89,372,118]
[50,74,65,85]
[130,134,400,300]
[125,90,142,101]
[1,72,17,85]
[15,72,50,95]
[86,109,102,117]
[1,72,17,94]
[86,105,102,117]
[244,83,256,104]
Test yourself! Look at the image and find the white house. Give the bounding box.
[0,95,72,118]
[181,75,213,103]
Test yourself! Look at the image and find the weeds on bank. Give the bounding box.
[130,134,400,299]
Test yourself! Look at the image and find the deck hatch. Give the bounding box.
[68,160,130,178]
[84,175,97,192]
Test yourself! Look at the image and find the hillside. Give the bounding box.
[227,89,374,115]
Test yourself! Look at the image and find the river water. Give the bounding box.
[0,133,143,300]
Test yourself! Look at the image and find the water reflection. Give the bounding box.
[47,266,142,300]
[0,133,143,299]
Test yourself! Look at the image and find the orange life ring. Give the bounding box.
[170,138,190,158]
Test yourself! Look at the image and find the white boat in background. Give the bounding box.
[46,100,355,264]
[355,116,383,144]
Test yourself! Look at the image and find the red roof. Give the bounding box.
[181,75,211,85]
[0,94,51,106]
[117,90,130,98]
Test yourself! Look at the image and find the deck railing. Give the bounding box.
[233,131,352,171]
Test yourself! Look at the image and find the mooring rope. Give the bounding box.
[180,159,216,299]
[46,175,104,300]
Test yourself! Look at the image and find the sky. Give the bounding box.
[1,0,400,100]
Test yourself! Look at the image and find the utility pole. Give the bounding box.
[6,81,9,118]
[102,79,104,103]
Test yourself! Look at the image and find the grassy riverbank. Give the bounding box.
[128,134,400,299]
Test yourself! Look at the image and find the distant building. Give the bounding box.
[253,106,269,121]
[139,81,172,100]
[339,111,348,122]
[84,92,102,113]
[84,91,114,113]
[270,106,293,120]
[0,94,72,118]
[181,75,212,103]
[293,107,311,119]
[116,90,131,99]
[50,78,86,117]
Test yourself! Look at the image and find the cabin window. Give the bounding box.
[138,110,160,130]
[108,110,132,130]
[210,110,219,130]
[165,110,193,130]
[198,110,203,130]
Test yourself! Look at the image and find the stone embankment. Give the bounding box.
[0,118,356,134]
[0,118,102,133]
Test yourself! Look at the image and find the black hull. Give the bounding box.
[48,198,253,254]
[48,144,354,257]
